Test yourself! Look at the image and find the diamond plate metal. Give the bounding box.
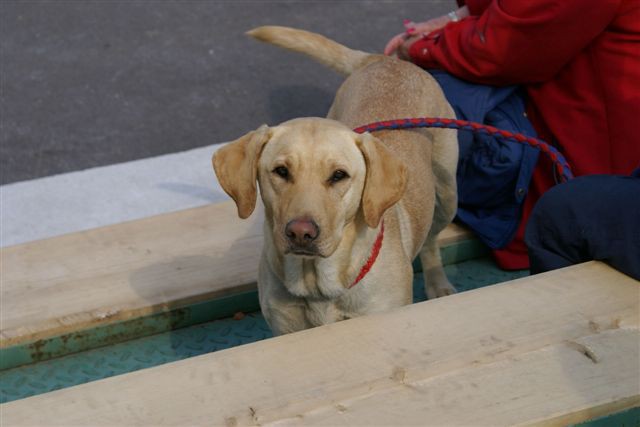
[0,313,272,403]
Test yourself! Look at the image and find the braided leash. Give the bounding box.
[353,117,573,183]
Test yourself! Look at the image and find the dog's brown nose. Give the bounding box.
[285,218,319,247]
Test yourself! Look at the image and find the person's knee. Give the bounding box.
[525,181,576,246]
[526,174,640,277]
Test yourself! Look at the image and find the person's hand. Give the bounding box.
[394,34,425,60]
[384,7,470,57]
[384,18,450,57]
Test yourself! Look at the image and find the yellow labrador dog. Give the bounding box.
[213,26,458,335]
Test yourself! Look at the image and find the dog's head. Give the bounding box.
[213,118,406,258]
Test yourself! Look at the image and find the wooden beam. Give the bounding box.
[0,201,471,348]
[2,262,638,426]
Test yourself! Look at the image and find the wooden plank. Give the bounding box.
[0,201,262,347]
[0,201,471,348]
[2,262,638,426]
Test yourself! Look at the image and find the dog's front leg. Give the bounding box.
[262,303,312,336]
[258,255,312,336]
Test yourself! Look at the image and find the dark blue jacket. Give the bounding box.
[431,71,540,249]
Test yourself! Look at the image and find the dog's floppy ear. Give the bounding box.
[356,133,408,228]
[213,124,271,218]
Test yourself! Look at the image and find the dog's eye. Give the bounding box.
[273,166,290,180]
[329,169,349,183]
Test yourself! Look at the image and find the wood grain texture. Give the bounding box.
[0,201,471,347]
[2,262,638,426]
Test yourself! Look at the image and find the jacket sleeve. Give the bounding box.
[410,0,620,85]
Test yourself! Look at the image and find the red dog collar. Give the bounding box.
[349,220,385,289]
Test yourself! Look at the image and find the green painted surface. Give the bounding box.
[1,238,485,371]
[0,291,261,371]
[0,312,272,404]
[573,406,640,427]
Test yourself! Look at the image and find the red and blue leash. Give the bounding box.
[353,117,573,183]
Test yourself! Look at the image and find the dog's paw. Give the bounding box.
[426,281,457,300]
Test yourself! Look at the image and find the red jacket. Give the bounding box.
[409,0,640,268]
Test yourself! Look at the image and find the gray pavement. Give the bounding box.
[1,0,450,184]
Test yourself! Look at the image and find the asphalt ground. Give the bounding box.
[1,0,451,185]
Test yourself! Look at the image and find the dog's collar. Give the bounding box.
[348,220,385,289]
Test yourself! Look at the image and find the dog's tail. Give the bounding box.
[246,26,373,76]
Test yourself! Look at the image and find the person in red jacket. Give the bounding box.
[385,0,640,270]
